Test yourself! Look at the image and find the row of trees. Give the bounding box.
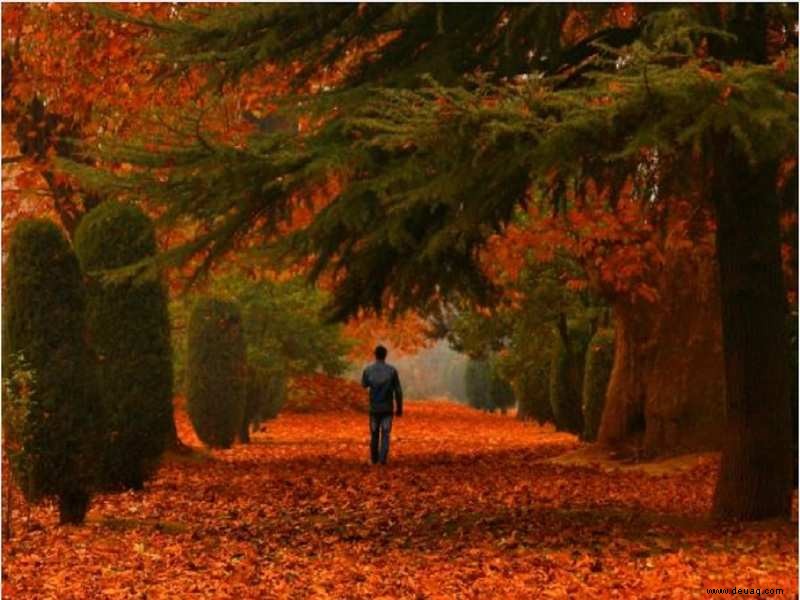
[455,294,615,443]
[3,207,354,522]
[184,277,352,448]
[3,203,173,523]
[5,4,797,521]
[179,273,353,447]
[464,358,515,415]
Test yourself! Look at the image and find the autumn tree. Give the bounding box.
[1,4,185,238]
[2,219,101,523]
[74,201,174,489]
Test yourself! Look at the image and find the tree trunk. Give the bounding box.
[165,399,191,454]
[598,203,726,456]
[644,216,727,455]
[597,301,651,450]
[239,417,251,444]
[58,487,89,525]
[711,145,792,520]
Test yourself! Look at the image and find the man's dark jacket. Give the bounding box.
[361,361,403,415]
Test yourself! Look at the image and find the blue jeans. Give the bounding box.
[369,413,393,464]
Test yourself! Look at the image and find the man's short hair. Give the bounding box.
[375,345,388,361]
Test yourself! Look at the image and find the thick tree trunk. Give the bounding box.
[711,147,792,520]
[645,222,727,454]
[598,204,726,456]
[597,302,651,450]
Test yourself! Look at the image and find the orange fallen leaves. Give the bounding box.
[3,401,797,599]
[285,374,367,414]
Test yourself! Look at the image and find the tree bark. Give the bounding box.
[598,203,726,456]
[597,301,650,450]
[711,145,792,520]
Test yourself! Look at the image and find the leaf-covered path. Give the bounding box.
[3,402,797,599]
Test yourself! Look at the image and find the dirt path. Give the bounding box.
[3,401,797,598]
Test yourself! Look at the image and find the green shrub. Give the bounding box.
[187,298,246,448]
[489,368,515,415]
[516,357,553,424]
[261,371,287,421]
[465,357,512,413]
[549,322,591,435]
[2,219,101,523]
[465,359,492,411]
[582,328,615,441]
[74,201,174,489]
[241,366,286,441]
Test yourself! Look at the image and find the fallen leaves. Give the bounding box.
[284,374,367,414]
[3,401,797,599]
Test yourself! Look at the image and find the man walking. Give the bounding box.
[361,345,403,465]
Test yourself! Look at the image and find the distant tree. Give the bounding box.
[464,356,513,414]
[465,359,492,412]
[582,328,615,442]
[488,364,515,415]
[2,219,101,523]
[515,357,553,425]
[443,258,601,426]
[74,201,174,489]
[549,316,592,435]
[174,274,352,441]
[187,298,247,449]
[242,366,287,442]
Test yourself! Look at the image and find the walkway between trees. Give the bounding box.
[3,401,796,598]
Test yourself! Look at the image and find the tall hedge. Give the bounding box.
[516,357,553,424]
[2,219,101,523]
[74,201,174,489]
[187,298,246,448]
[582,328,615,442]
[549,323,591,435]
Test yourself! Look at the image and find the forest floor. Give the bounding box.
[2,400,797,599]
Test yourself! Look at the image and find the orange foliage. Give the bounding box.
[483,204,661,303]
[344,310,432,360]
[481,188,719,307]
[3,402,796,598]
